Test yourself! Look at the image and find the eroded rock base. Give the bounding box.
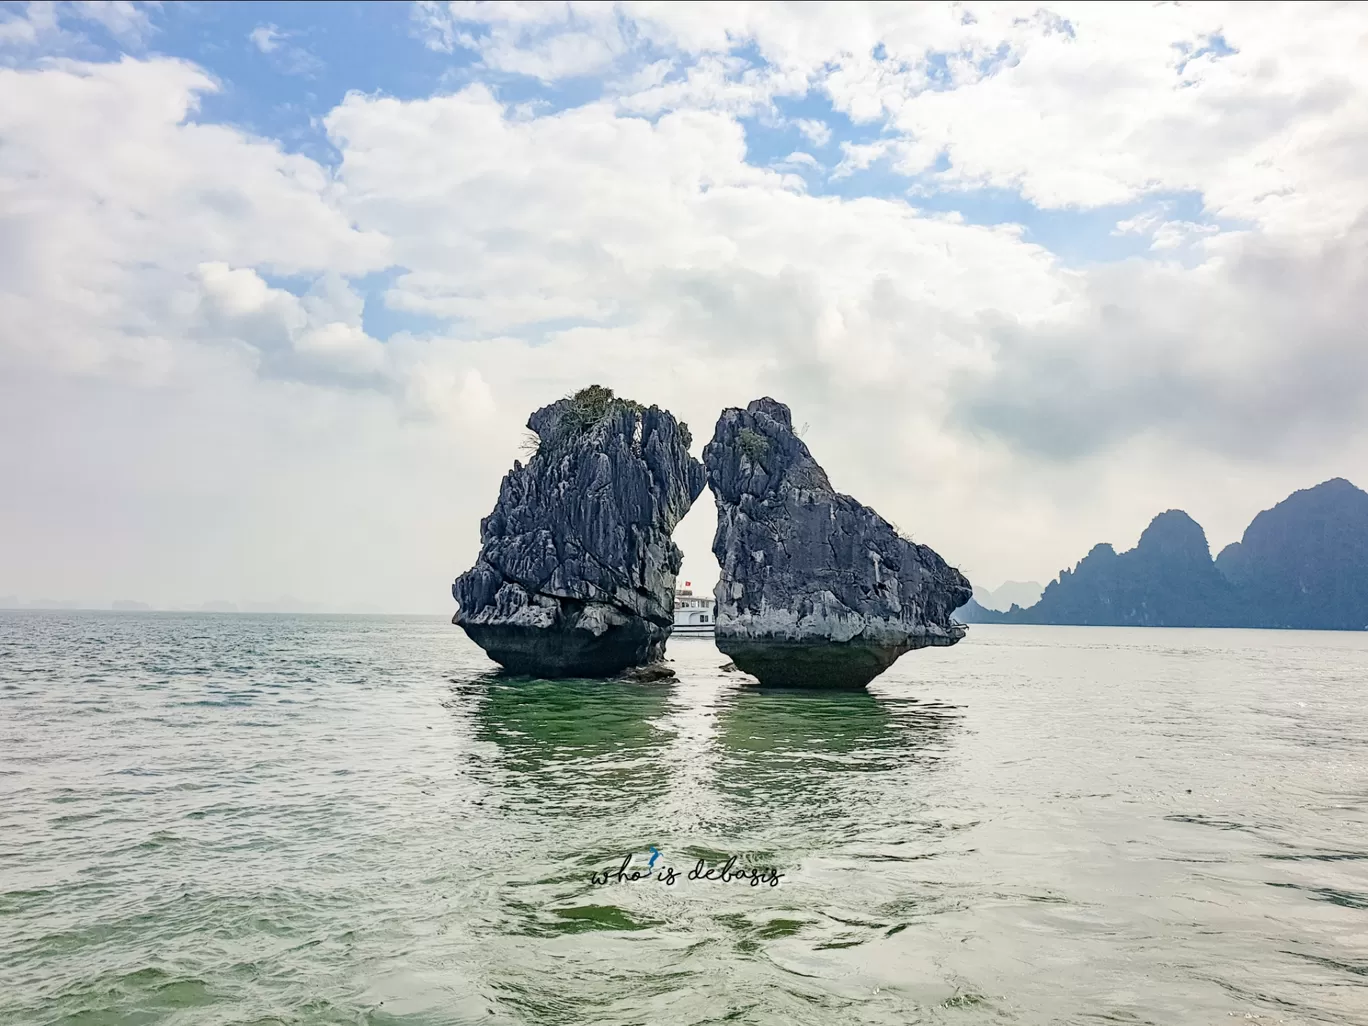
[460,620,667,678]
[717,632,964,689]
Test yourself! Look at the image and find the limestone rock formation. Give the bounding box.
[999,510,1246,627]
[703,398,972,688]
[453,386,706,677]
[965,480,1368,629]
[1215,478,1368,630]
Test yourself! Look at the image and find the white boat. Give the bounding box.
[672,582,715,637]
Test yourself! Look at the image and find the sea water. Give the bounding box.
[1,612,1366,1025]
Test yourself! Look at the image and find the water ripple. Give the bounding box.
[1,612,1366,1025]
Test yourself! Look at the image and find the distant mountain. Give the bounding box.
[957,597,1006,623]
[1215,478,1368,630]
[1002,510,1246,627]
[974,480,1368,631]
[973,580,1043,612]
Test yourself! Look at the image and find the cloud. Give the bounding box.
[411,0,627,80]
[613,52,807,117]
[0,2,60,47]
[247,22,322,77]
[398,4,1368,244]
[794,118,832,147]
[812,6,1368,240]
[1114,207,1221,250]
[69,0,153,44]
[410,0,456,53]
[0,57,388,386]
[2,3,1367,610]
[409,1,813,114]
[249,24,282,53]
[774,150,821,172]
[951,220,1368,459]
[1148,221,1219,251]
[830,138,896,178]
[191,263,389,385]
[0,0,153,52]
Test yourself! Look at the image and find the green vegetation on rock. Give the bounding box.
[564,384,617,429]
[737,427,769,463]
[557,385,646,438]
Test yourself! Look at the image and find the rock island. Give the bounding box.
[453,386,705,677]
[703,398,972,688]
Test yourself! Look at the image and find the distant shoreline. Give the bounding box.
[2,608,1363,635]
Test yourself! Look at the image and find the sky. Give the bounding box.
[1,0,1366,613]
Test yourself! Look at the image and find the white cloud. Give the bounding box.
[483,27,624,81]
[794,118,831,147]
[317,74,1366,589]
[70,0,153,43]
[191,263,389,383]
[0,0,153,51]
[0,57,388,389]
[411,0,458,53]
[412,0,628,80]
[830,138,896,179]
[797,4,1367,239]
[1149,220,1220,251]
[613,53,804,117]
[407,3,1368,244]
[1114,208,1221,250]
[2,4,1367,610]
[775,150,820,172]
[1113,210,1164,238]
[0,2,58,47]
[247,22,322,76]
[249,24,282,54]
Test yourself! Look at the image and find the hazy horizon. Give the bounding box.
[0,470,1346,617]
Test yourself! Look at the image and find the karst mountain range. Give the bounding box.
[960,478,1368,631]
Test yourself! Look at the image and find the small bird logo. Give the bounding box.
[647,846,661,869]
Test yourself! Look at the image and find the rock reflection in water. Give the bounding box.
[454,673,674,820]
[710,685,963,842]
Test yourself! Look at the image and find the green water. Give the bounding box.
[2,612,1366,1025]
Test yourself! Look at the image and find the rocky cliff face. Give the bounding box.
[453,386,706,677]
[1003,510,1245,627]
[989,480,1368,630]
[1216,478,1368,630]
[703,398,972,688]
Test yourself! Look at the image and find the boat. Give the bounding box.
[672,582,715,637]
